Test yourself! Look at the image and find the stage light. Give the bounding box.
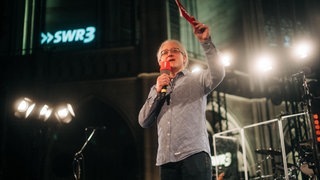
[294,41,312,59]
[54,103,75,124]
[13,97,76,124]
[313,114,318,119]
[255,55,273,73]
[220,53,232,67]
[39,105,53,121]
[191,65,202,73]
[313,113,320,143]
[14,97,36,118]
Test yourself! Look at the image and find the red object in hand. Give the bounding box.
[160,61,171,75]
[175,0,196,26]
[159,61,171,95]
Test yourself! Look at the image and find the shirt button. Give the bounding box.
[167,133,170,136]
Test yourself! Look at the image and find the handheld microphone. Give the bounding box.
[160,61,171,96]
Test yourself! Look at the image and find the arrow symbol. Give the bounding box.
[46,32,53,44]
[41,33,47,44]
[41,32,54,44]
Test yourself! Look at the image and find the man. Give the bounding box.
[138,20,225,180]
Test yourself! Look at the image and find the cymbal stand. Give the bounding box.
[73,128,97,180]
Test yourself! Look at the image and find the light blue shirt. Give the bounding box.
[138,38,225,166]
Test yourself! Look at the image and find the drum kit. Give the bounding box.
[251,148,287,179]
[251,141,316,180]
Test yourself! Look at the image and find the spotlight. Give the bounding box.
[39,104,53,121]
[220,53,232,67]
[14,97,36,118]
[255,55,273,73]
[13,98,76,124]
[191,65,202,73]
[54,103,75,124]
[294,41,312,59]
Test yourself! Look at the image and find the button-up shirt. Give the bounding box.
[138,38,225,166]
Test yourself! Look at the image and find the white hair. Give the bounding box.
[156,39,189,67]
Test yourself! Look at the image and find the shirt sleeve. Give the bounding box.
[200,37,225,94]
[138,86,165,128]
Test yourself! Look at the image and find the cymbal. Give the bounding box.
[255,148,282,156]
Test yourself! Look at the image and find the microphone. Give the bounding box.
[160,60,171,96]
[85,126,106,131]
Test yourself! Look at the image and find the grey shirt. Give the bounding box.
[138,38,225,166]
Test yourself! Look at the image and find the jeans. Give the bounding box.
[160,151,212,180]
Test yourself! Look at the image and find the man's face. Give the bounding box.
[158,41,186,73]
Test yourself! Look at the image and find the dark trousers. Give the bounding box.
[160,151,212,180]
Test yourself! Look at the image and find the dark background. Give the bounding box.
[1,0,320,179]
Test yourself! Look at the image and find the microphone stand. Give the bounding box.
[73,128,97,180]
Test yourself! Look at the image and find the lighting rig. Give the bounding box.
[14,97,75,123]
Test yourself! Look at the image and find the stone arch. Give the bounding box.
[45,95,141,179]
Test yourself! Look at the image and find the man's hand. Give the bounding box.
[192,20,210,43]
[156,74,170,93]
[218,172,224,180]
